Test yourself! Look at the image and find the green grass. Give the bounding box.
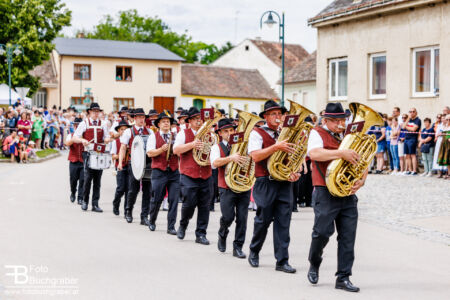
[36,148,59,158]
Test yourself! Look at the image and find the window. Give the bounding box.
[228,103,233,116]
[329,58,347,100]
[113,98,134,112]
[302,92,308,105]
[74,64,91,80]
[413,46,439,97]
[116,66,132,81]
[370,53,386,99]
[158,68,172,83]
[244,104,249,112]
[245,45,249,51]
[71,97,84,105]
[292,93,298,101]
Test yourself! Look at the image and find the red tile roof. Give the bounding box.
[309,0,412,25]
[284,52,316,84]
[182,64,278,100]
[249,39,309,69]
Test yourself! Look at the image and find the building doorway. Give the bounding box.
[193,98,204,110]
[153,97,175,114]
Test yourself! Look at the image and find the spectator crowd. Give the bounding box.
[1,102,449,180]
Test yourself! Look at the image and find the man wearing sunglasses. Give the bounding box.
[402,108,422,175]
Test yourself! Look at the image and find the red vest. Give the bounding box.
[179,128,211,179]
[311,126,341,186]
[151,131,179,171]
[68,138,83,163]
[82,119,104,143]
[217,143,229,189]
[253,127,276,177]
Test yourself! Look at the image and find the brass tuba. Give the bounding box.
[225,109,262,193]
[268,100,313,181]
[193,108,222,166]
[326,102,384,197]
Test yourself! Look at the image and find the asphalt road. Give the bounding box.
[0,154,449,300]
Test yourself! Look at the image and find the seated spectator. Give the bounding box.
[418,118,435,176]
[24,140,37,162]
[2,130,19,163]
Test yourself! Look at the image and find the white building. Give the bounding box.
[282,52,317,112]
[181,64,278,115]
[212,38,310,94]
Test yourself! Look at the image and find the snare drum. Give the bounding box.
[88,151,112,170]
[131,135,152,180]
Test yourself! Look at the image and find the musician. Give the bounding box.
[178,110,189,130]
[175,107,184,120]
[247,100,300,273]
[146,112,179,235]
[118,108,153,225]
[73,103,110,212]
[111,120,131,216]
[109,106,129,139]
[65,117,84,205]
[173,107,212,245]
[146,109,159,131]
[210,118,250,259]
[307,102,364,292]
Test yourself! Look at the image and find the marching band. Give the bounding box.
[67,99,379,293]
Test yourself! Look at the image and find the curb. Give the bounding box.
[0,152,61,164]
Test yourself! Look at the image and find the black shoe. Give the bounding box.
[275,263,296,274]
[233,248,246,259]
[177,226,186,240]
[81,202,88,211]
[77,198,82,205]
[70,194,75,203]
[217,235,226,252]
[140,217,150,226]
[125,210,133,223]
[167,228,177,235]
[307,265,319,284]
[149,222,156,231]
[162,208,168,211]
[335,279,360,292]
[113,207,119,216]
[195,236,210,245]
[248,251,259,267]
[92,206,103,213]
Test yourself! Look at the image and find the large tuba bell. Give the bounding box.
[268,100,314,181]
[326,102,384,197]
[193,108,222,166]
[225,109,262,193]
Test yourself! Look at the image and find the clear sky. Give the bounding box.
[62,0,332,53]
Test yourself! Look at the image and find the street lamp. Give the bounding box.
[260,11,285,107]
[0,43,24,106]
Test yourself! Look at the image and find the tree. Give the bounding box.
[0,0,71,94]
[80,9,232,64]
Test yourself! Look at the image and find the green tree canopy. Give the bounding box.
[80,9,232,64]
[0,0,71,94]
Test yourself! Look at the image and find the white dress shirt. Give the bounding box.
[247,125,277,154]
[73,118,110,140]
[120,125,150,145]
[210,140,229,169]
[174,128,198,147]
[146,130,171,151]
[110,139,118,155]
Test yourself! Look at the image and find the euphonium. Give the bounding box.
[268,100,313,181]
[326,102,384,197]
[225,109,262,193]
[193,108,222,166]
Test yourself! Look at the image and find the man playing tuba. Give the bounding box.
[306,102,365,292]
[210,118,250,259]
[247,100,300,273]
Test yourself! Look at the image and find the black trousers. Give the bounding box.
[218,188,251,250]
[179,174,211,237]
[82,152,103,206]
[126,166,152,219]
[297,160,313,207]
[308,186,358,280]
[210,169,219,210]
[113,166,129,211]
[249,176,293,264]
[69,161,84,201]
[149,168,180,230]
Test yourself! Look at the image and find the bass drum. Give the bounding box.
[131,135,152,180]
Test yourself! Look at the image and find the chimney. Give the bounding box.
[254,36,261,41]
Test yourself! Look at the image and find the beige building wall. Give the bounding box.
[315,3,449,118]
[54,51,181,112]
[284,82,317,113]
